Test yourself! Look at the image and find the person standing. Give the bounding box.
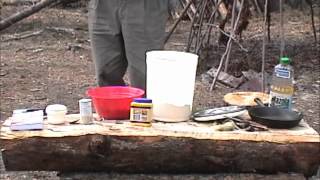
[88,0,169,91]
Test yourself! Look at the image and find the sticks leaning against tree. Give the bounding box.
[223,0,237,73]
[195,0,249,54]
[164,0,195,44]
[194,0,209,53]
[186,0,207,52]
[180,0,197,21]
[196,0,223,54]
[186,2,203,52]
[217,28,248,52]
[210,0,245,91]
[187,0,225,54]
[204,0,223,48]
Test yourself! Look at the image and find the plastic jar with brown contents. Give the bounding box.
[130,98,153,127]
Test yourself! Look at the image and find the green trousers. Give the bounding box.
[88,0,169,90]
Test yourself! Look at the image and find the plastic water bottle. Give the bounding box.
[269,57,294,110]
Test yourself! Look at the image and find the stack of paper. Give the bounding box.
[10,110,44,131]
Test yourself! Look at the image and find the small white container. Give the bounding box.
[46,104,67,124]
[79,99,93,124]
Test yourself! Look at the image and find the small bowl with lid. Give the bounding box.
[46,104,68,124]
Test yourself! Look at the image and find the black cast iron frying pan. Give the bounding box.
[248,98,303,129]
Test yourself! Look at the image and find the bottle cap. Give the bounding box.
[133,98,152,103]
[79,99,92,103]
[280,57,290,65]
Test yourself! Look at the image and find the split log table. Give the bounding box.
[0,114,319,177]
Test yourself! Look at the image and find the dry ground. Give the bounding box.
[0,5,319,180]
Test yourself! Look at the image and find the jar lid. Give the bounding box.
[79,99,92,103]
[133,98,152,103]
[280,57,290,65]
[46,104,67,113]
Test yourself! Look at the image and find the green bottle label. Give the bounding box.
[269,91,292,110]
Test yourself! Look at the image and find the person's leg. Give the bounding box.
[90,33,128,87]
[88,0,127,87]
[121,0,169,90]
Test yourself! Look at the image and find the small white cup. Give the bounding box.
[46,104,67,125]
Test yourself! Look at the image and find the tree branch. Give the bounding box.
[1,29,44,41]
[0,0,61,31]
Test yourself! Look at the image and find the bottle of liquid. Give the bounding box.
[269,57,294,110]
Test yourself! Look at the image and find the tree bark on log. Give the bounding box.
[1,135,319,177]
[59,172,306,180]
[0,0,59,31]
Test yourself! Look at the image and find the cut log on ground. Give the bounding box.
[1,136,319,176]
[0,115,319,177]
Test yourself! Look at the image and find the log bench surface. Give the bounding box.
[0,114,319,177]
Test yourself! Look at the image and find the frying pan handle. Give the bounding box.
[254,98,266,107]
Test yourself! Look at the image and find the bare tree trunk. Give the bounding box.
[262,0,268,92]
[266,3,271,41]
[280,0,285,57]
[0,0,60,31]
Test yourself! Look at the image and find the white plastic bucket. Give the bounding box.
[146,51,198,122]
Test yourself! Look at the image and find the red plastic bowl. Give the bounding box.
[87,86,145,120]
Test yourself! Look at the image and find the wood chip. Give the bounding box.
[0,71,8,76]
[30,88,41,92]
[242,69,259,81]
[34,96,46,100]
